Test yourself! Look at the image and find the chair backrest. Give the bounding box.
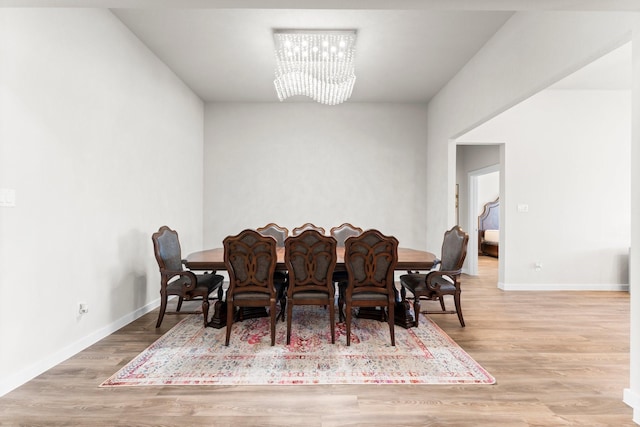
[344,229,398,296]
[439,226,470,272]
[330,223,363,246]
[285,230,337,294]
[256,223,289,247]
[152,226,183,272]
[224,229,277,296]
[292,223,326,237]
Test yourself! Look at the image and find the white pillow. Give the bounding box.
[484,229,499,243]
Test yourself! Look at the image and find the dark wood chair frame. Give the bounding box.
[224,229,278,346]
[291,223,326,236]
[343,229,398,346]
[330,223,364,246]
[284,230,338,344]
[400,225,469,327]
[256,223,289,247]
[152,226,224,328]
[330,223,364,322]
[256,223,289,321]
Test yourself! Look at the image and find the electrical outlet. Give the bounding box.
[534,262,542,271]
[78,302,89,315]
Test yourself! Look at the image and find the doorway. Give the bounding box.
[467,164,499,276]
[455,144,501,276]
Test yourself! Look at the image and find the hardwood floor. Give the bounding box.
[0,256,633,426]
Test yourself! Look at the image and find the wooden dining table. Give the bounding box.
[184,246,437,329]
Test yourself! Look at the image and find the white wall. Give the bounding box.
[203,102,428,250]
[0,9,204,395]
[426,11,640,423]
[461,90,630,289]
[628,29,640,424]
[426,11,639,253]
[477,172,499,217]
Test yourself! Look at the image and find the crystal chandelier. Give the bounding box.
[273,30,357,106]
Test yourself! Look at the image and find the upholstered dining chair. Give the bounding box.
[256,223,289,247]
[256,223,289,321]
[330,223,364,322]
[284,230,338,344]
[292,223,326,236]
[224,229,278,346]
[330,223,364,246]
[343,229,398,346]
[152,226,224,328]
[399,225,469,327]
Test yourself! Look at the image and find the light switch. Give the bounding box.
[0,189,16,207]
[517,203,529,213]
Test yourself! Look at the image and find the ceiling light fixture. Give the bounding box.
[273,29,357,106]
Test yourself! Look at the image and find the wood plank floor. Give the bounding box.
[0,256,633,426]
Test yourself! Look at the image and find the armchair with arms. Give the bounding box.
[152,226,224,328]
[400,225,469,327]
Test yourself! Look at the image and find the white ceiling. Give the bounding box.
[112,8,513,103]
[4,1,634,103]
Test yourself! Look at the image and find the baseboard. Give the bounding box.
[624,388,640,424]
[0,298,160,398]
[498,282,629,291]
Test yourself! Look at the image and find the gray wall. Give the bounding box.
[203,102,429,250]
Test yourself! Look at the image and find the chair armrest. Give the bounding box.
[425,269,462,291]
[405,258,440,275]
[161,269,198,291]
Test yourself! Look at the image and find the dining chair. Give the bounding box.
[256,223,289,321]
[399,225,469,327]
[224,229,278,346]
[291,223,326,236]
[330,223,364,322]
[284,230,338,344]
[256,223,289,247]
[152,226,224,328]
[343,229,398,346]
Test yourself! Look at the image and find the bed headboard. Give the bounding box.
[479,198,499,231]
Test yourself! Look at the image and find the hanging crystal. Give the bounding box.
[273,30,357,106]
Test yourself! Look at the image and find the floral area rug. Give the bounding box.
[101,306,495,386]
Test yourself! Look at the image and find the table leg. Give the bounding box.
[394,300,416,329]
[207,300,227,328]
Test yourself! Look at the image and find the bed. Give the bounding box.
[478,198,499,258]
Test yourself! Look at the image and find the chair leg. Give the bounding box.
[439,296,446,312]
[329,299,335,344]
[276,282,287,322]
[156,291,168,328]
[279,296,287,322]
[176,296,184,312]
[454,293,465,327]
[413,296,421,327]
[388,302,395,346]
[201,298,210,328]
[346,303,352,346]
[270,301,277,346]
[286,300,294,345]
[225,301,234,346]
[338,282,347,322]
